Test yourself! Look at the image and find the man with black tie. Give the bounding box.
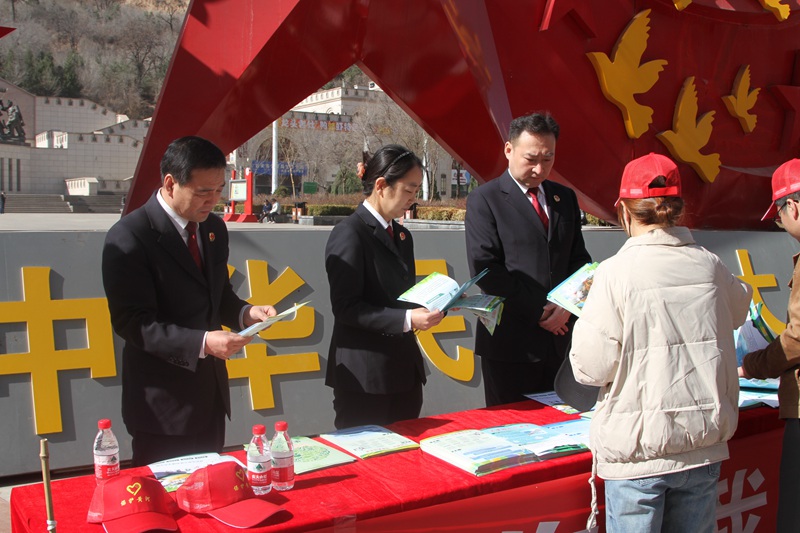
[465,113,591,407]
[102,136,276,466]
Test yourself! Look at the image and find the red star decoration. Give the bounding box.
[124,0,800,229]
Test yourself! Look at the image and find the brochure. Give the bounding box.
[451,294,505,335]
[419,422,589,476]
[524,391,581,415]
[148,453,244,492]
[318,425,419,459]
[293,436,356,474]
[749,301,778,344]
[398,268,489,312]
[398,268,505,334]
[739,389,779,409]
[546,262,599,317]
[239,301,310,337]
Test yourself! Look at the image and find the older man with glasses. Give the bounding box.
[740,158,800,532]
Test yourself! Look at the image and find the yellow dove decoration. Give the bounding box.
[672,0,692,11]
[657,76,721,184]
[586,9,668,139]
[722,65,760,133]
[758,0,791,21]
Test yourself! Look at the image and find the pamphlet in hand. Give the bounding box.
[735,301,780,391]
[148,453,244,492]
[239,301,310,337]
[451,294,505,335]
[318,425,419,459]
[398,268,490,312]
[398,268,505,334]
[546,262,599,317]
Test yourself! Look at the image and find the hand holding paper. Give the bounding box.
[239,301,310,337]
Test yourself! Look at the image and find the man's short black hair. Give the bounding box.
[509,112,560,143]
[160,136,226,185]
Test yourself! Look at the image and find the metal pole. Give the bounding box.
[272,120,279,194]
[39,438,57,532]
[422,137,430,201]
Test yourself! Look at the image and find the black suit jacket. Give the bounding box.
[324,203,424,394]
[102,192,248,436]
[465,172,591,363]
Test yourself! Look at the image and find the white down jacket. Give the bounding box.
[570,226,752,480]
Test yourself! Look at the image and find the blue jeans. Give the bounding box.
[604,462,721,533]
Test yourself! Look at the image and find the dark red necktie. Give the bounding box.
[528,187,549,232]
[386,223,395,240]
[186,221,203,269]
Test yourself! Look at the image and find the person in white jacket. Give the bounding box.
[569,153,752,532]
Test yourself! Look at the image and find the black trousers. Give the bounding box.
[480,355,562,407]
[129,403,226,467]
[778,418,800,532]
[332,383,423,430]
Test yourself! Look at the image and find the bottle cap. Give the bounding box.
[252,424,266,435]
[98,419,112,430]
[275,421,287,432]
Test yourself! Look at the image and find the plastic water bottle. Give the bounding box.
[247,424,272,495]
[270,420,295,491]
[93,419,120,484]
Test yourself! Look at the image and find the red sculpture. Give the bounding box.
[128,0,800,229]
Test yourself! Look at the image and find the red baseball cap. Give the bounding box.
[176,461,284,528]
[616,153,681,206]
[87,475,178,533]
[762,159,800,221]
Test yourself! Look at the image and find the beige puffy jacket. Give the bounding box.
[570,226,752,480]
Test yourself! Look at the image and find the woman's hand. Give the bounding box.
[411,308,445,331]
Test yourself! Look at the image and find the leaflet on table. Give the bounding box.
[739,389,779,409]
[397,268,489,312]
[524,391,581,415]
[489,423,588,460]
[318,425,419,459]
[239,301,310,337]
[419,423,590,476]
[148,453,244,492]
[293,436,356,474]
[739,377,779,391]
[419,429,539,476]
[734,302,775,366]
[546,262,599,317]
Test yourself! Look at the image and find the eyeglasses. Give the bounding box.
[775,201,789,228]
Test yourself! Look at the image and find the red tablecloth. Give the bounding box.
[10,401,783,533]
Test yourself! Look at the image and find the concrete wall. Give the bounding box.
[0,226,795,478]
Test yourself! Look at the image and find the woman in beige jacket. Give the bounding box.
[569,154,752,532]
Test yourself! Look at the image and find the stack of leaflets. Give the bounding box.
[398,268,505,334]
[318,425,419,459]
[148,453,244,492]
[292,436,356,474]
[546,263,599,317]
[419,422,589,476]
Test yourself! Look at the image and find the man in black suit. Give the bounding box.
[465,113,591,407]
[102,136,276,466]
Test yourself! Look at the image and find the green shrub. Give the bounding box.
[416,206,466,221]
[307,204,356,216]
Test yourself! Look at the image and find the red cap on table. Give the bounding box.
[176,461,284,528]
[87,474,177,533]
